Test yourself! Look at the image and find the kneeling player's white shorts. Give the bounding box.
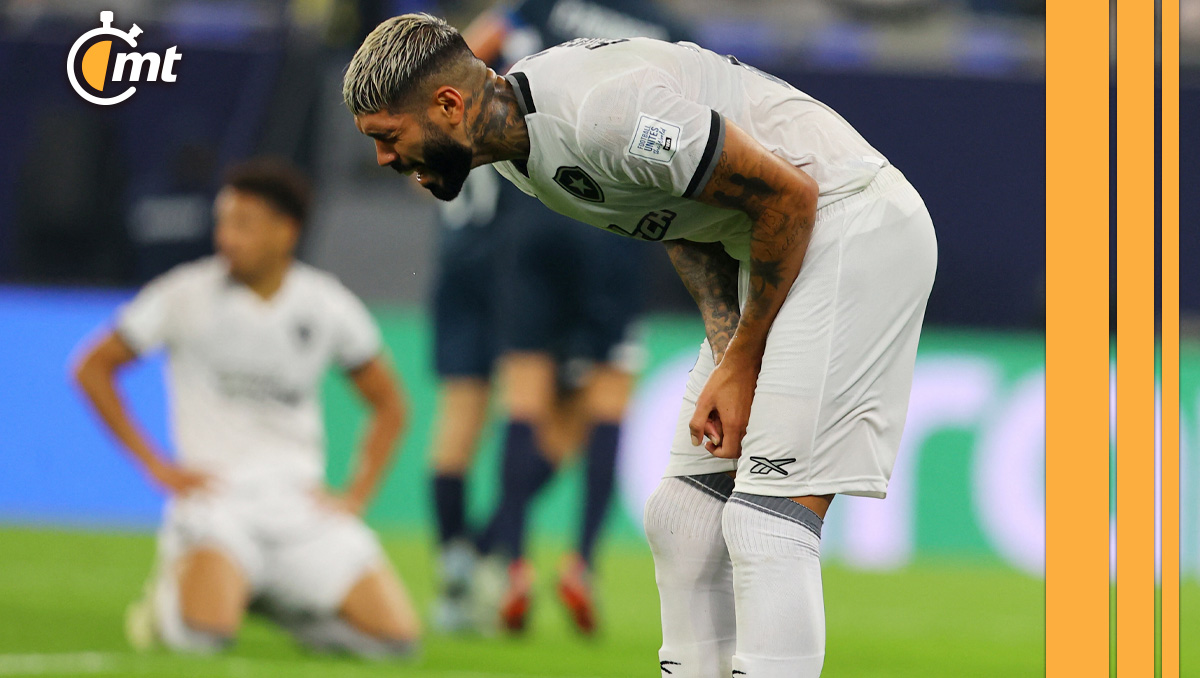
[153,483,383,619]
[663,166,937,499]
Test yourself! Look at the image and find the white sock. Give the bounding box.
[643,474,737,678]
[723,493,826,678]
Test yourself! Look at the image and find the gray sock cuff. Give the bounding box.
[176,623,234,654]
[679,473,735,502]
[286,615,418,660]
[729,493,823,539]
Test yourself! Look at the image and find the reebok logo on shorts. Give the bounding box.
[748,456,796,476]
[660,659,681,674]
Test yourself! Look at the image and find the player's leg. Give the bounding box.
[539,387,589,463]
[428,213,500,631]
[572,233,643,575]
[551,364,632,634]
[429,377,490,630]
[476,199,577,631]
[307,563,421,657]
[722,494,830,677]
[556,230,642,632]
[577,365,632,564]
[643,342,740,678]
[177,547,248,638]
[725,169,937,677]
[476,351,559,631]
[133,495,262,653]
[269,497,420,658]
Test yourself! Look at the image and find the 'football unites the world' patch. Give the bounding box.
[628,114,680,164]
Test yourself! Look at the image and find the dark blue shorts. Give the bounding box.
[431,221,499,379]
[494,189,643,365]
[431,176,643,378]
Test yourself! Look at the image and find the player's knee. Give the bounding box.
[642,478,686,551]
[643,476,731,564]
[583,385,630,422]
[722,494,823,562]
[431,450,472,475]
[583,369,633,421]
[499,354,557,420]
[584,399,627,424]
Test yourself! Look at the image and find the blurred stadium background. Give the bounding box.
[0,0,1197,675]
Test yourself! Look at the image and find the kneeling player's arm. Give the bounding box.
[663,239,741,363]
[691,121,818,366]
[344,356,408,512]
[71,332,174,480]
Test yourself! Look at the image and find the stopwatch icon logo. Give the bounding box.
[67,11,182,106]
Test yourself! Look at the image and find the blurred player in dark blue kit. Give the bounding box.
[425,0,691,635]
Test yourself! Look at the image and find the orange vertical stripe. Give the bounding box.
[1115,0,1156,673]
[80,40,111,92]
[1160,0,1181,676]
[1045,0,1110,674]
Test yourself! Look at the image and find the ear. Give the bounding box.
[432,86,467,125]
[277,214,301,251]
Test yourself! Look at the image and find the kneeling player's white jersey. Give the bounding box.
[116,257,382,488]
[494,37,889,263]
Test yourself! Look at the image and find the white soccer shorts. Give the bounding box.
[663,166,937,499]
[153,483,383,618]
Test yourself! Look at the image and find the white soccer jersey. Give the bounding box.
[493,37,890,263]
[116,257,382,488]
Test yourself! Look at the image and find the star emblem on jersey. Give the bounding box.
[660,659,681,675]
[748,456,796,476]
[553,166,604,203]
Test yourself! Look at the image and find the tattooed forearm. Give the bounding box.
[693,121,818,360]
[664,240,742,363]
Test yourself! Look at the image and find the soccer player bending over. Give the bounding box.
[72,158,421,658]
[344,16,936,677]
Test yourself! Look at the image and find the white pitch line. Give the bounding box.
[0,653,608,678]
[0,653,123,676]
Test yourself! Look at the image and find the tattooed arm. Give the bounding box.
[685,120,819,458]
[664,240,741,363]
[695,120,818,364]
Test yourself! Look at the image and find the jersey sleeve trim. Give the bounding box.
[682,109,725,199]
[505,72,536,116]
[342,350,382,374]
[112,325,149,356]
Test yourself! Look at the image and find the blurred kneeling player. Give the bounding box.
[72,158,421,657]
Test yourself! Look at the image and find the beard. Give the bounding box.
[405,122,473,201]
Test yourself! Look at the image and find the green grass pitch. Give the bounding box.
[0,526,1191,677]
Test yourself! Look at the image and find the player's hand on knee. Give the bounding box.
[149,460,213,497]
[689,395,725,452]
[689,361,756,459]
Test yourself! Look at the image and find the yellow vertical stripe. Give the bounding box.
[80,40,111,92]
[1160,0,1180,676]
[1115,0,1156,673]
[1045,0,1110,674]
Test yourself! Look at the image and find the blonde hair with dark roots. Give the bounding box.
[342,13,473,115]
